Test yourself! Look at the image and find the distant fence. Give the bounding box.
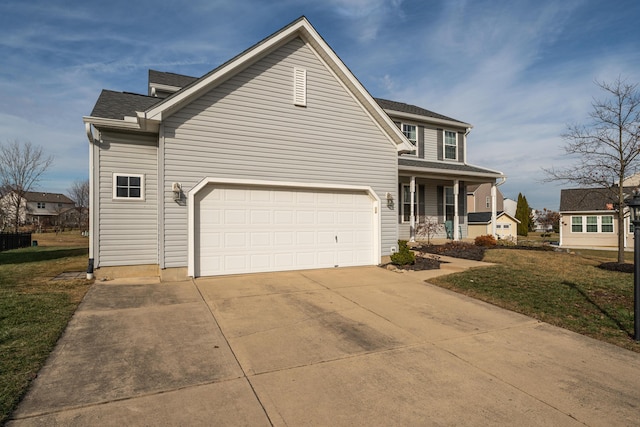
[0,233,32,252]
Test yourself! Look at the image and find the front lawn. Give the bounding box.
[0,239,91,424]
[430,248,640,353]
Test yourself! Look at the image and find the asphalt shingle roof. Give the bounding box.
[468,211,505,224]
[90,90,162,120]
[374,98,467,124]
[559,187,634,212]
[398,158,502,176]
[148,70,198,88]
[24,192,74,204]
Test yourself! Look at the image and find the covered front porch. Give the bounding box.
[397,158,506,242]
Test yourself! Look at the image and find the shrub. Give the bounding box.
[390,240,416,266]
[474,234,497,247]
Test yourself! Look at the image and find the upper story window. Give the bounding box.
[402,124,417,146]
[444,130,457,160]
[113,173,144,200]
[37,202,45,209]
[485,196,490,209]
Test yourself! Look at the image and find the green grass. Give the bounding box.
[0,245,90,424]
[430,248,640,352]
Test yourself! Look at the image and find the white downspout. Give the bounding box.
[84,123,96,279]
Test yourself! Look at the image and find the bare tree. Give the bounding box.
[67,179,89,231]
[0,140,54,232]
[415,216,443,245]
[544,77,640,263]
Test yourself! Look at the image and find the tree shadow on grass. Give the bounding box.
[562,280,633,339]
[0,248,88,265]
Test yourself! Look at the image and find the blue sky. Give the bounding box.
[1,0,639,210]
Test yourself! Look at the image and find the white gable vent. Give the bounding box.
[293,67,307,107]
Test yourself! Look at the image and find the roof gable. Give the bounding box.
[138,17,413,153]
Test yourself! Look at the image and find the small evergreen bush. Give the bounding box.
[474,234,497,247]
[390,240,416,266]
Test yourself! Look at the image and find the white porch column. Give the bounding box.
[410,176,416,242]
[453,180,459,240]
[491,183,497,237]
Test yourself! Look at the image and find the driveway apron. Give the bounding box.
[8,266,640,426]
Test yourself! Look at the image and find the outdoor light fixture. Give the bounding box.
[386,192,394,209]
[625,188,640,341]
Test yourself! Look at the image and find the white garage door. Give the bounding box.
[195,185,376,276]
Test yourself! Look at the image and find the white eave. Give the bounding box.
[83,115,160,133]
[139,17,413,153]
[398,163,504,179]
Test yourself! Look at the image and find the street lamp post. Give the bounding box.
[626,190,640,341]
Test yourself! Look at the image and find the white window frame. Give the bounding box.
[113,173,145,201]
[401,123,417,146]
[485,196,490,209]
[37,202,45,209]
[570,215,614,233]
[444,130,457,160]
[444,186,455,222]
[401,184,418,223]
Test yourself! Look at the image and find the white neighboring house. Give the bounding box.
[0,191,76,230]
[83,17,505,280]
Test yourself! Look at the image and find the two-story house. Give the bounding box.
[83,17,504,279]
[0,191,76,229]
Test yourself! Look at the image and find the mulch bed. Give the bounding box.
[597,262,634,274]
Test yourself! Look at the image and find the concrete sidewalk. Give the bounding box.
[7,262,640,426]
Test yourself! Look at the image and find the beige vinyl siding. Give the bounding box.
[97,131,158,266]
[162,37,398,268]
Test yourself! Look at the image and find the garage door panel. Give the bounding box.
[195,185,375,276]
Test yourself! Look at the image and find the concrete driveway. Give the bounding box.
[8,263,640,426]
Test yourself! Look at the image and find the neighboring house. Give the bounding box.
[559,187,633,249]
[468,211,519,242]
[467,183,504,214]
[83,17,504,279]
[0,191,75,229]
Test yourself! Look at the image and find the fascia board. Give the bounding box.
[83,115,159,133]
[82,116,141,130]
[384,109,472,129]
[149,83,182,92]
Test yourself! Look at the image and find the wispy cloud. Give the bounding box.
[0,0,638,209]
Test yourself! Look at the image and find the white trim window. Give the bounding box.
[401,184,418,223]
[571,215,614,233]
[444,186,454,222]
[444,130,457,160]
[402,124,417,146]
[37,202,45,209]
[113,173,144,200]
